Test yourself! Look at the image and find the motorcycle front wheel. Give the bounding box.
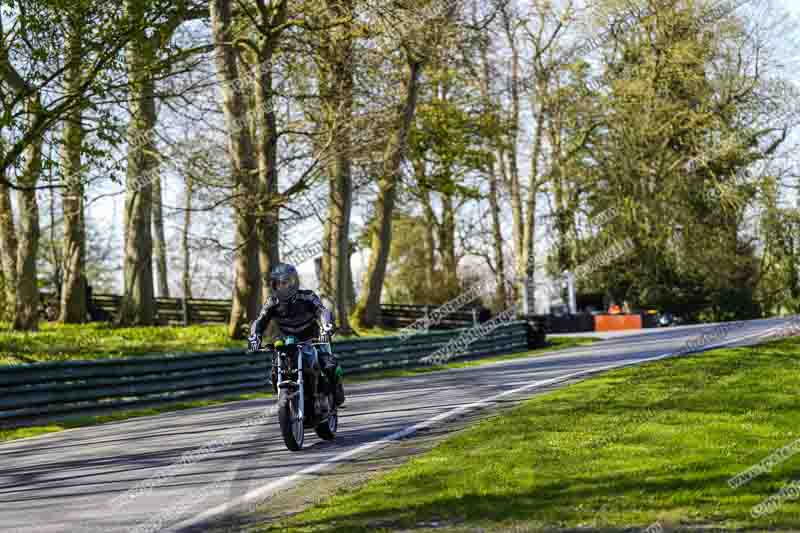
[314,402,337,441]
[278,389,304,451]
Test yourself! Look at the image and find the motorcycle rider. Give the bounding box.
[247,263,345,407]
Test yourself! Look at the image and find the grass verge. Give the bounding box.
[0,321,397,365]
[262,336,800,532]
[0,322,245,365]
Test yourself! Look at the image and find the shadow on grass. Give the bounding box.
[254,462,799,533]
[255,472,798,532]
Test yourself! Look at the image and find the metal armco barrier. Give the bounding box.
[0,321,533,426]
[542,313,595,334]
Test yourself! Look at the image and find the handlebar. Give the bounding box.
[255,336,333,352]
[248,323,337,353]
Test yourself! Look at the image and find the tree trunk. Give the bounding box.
[59,22,87,323]
[321,208,334,297]
[423,216,436,292]
[241,65,264,310]
[182,172,193,299]
[438,191,458,297]
[431,77,459,299]
[244,232,261,323]
[117,0,158,326]
[354,180,390,328]
[521,101,546,301]
[414,161,437,292]
[117,35,157,325]
[14,96,43,331]
[501,18,524,271]
[152,171,169,297]
[0,270,4,321]
[117,0,197,322]
[477,41,507,309]
[346,242,356,309]
[0,150,18,321]
[210,0,260,339]
[48,160,63,310]
[498,9,525,311]
[547,108,570,274]
[320,0,355,332]
[354,60,422,328]
[326,144,353,331]
[487,163,506,309]
[253,37,281,302]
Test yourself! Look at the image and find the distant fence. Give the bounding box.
[0,321,544,426]
[38,292,230,325]
[378,303,491,329]
[38,294,495,330]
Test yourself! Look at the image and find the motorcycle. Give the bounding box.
[256,335,338,451]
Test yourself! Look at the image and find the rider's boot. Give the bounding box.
[319,349,343,407]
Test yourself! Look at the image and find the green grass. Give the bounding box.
[0,390,274,443]
[347,325,401,339]
[0,322,244,365]
[265,337,800,532]
[0,321,396,365]
[349,336,598,382]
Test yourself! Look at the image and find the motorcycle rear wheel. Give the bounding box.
[335,382,345,406]
[278,389,304,451]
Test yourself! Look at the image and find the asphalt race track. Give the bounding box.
[0,317,795,533]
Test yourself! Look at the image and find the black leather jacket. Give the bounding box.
[249,290,333,342]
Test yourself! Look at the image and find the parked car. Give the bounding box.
[658,312,674,327]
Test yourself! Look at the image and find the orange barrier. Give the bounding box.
[594,314,642,331]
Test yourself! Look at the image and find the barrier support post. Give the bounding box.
[181,298,190,326]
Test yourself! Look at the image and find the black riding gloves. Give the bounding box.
[247,334,262,353]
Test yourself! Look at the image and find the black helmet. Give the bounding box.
[270,263,299,303]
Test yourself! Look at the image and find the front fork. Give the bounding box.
[275,351,304,422]
[297,348,304,421]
